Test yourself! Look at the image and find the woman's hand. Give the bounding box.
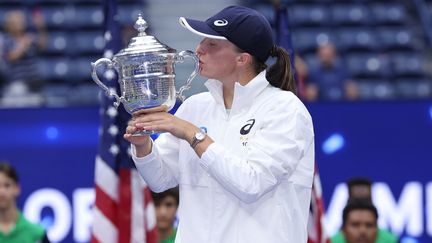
[131,105,195,141]
[125,105,214,158]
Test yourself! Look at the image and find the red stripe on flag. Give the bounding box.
[308,163,330,243]
[144,186,159,243]
[91,235,100,243]
[118,169,132,243]
[95,184,118,226]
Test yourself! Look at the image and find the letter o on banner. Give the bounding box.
[23,188,72,243]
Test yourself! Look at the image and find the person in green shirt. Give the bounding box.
[331,177,398,243]
[331,199,398,243]
[0,162,49,243]
[152,187,179,243]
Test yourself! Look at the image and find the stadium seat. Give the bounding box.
[336,28,378,52]
[69,5,104,29]
[289,4,331,27]
[70,57,95,83]
[39,5,68,30]
[331,4,371,26]
[376,27,415,51]
[42,31,70,55]
[70,31,105,55]
[68,84,101,106]
[41,84,72,107]
[346,53,391,79]
[356,79,397,100]
[37,57,72,82]
[118,4,144,25]
[291,28,334,54]
[370,3,407,26]
[390,52,425,78]
[395,78,432,99]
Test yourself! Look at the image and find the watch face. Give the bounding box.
[196,132,206,140]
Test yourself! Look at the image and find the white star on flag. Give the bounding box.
[108,125,119,136]
[106,106,118,118]
[109,144,119,155]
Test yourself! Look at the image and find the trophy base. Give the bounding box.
[131,130,159,136]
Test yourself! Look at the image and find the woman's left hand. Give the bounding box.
[132,106,196,141]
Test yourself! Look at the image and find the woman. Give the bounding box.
[124,6,315,243]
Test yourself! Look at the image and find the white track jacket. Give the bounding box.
[132,71,315,243]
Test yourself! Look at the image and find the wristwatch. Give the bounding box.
[190,129,206,148]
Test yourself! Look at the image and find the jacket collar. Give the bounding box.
[204,70,269,112]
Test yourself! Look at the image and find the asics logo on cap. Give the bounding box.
[213,19,228,26]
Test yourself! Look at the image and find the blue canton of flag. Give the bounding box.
[275,4,296,81]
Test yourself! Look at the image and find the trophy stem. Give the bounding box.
[131,129,158,136]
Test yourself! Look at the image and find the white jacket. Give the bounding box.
[132,71,315,243]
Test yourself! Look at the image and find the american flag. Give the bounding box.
[307,165,331,243]
[275,4,305,97]
[275,5,330,243]
[91,0,158,242]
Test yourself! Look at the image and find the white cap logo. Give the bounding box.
[214,19,228,26]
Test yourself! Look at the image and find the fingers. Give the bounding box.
[132,105,168,117]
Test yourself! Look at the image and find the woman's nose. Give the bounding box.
[195,44,204,56]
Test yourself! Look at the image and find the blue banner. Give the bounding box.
[1,101,431,242]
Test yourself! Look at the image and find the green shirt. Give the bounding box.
[160,228,177,243]
[0,211,46,243]
[331,228,398,243]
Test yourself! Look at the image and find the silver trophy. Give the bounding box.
[91,14,199,135]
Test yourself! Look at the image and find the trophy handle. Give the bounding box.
[174,50,199,101]
[91,58,123,108]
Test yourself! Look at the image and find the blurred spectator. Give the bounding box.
[0,162,50,242]
[305,42,358,102]
[331,177,398,243]
[347,177,373,202]
[294,54,308,100]
[1,9,47,107]
[151,187,179,243]
[336,199,379,243]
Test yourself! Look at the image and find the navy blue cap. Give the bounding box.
[179,6,274,62]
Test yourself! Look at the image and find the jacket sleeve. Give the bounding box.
[131,102,191,192]
[131,133,181,192]
[199,102,314,203]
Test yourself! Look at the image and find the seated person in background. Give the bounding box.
[347,177,373,202]
[335,199,379,243]
[151,187,179,243]
[331,177,398,243]
[305,42,358,102]
[0,162,50,243]
[1,9,46,99]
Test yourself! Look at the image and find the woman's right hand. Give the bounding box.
[124,117,153,157]
[123,105,168,157]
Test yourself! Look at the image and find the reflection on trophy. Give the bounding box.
[91,14,199,135]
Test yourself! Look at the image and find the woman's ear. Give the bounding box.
[236,53,252,66]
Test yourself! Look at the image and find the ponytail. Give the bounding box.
[251,45,296,93]
[266,45,296,93]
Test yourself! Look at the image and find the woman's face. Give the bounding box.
[195,38,241,81]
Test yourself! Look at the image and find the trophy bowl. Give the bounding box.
[91,14,199,135]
